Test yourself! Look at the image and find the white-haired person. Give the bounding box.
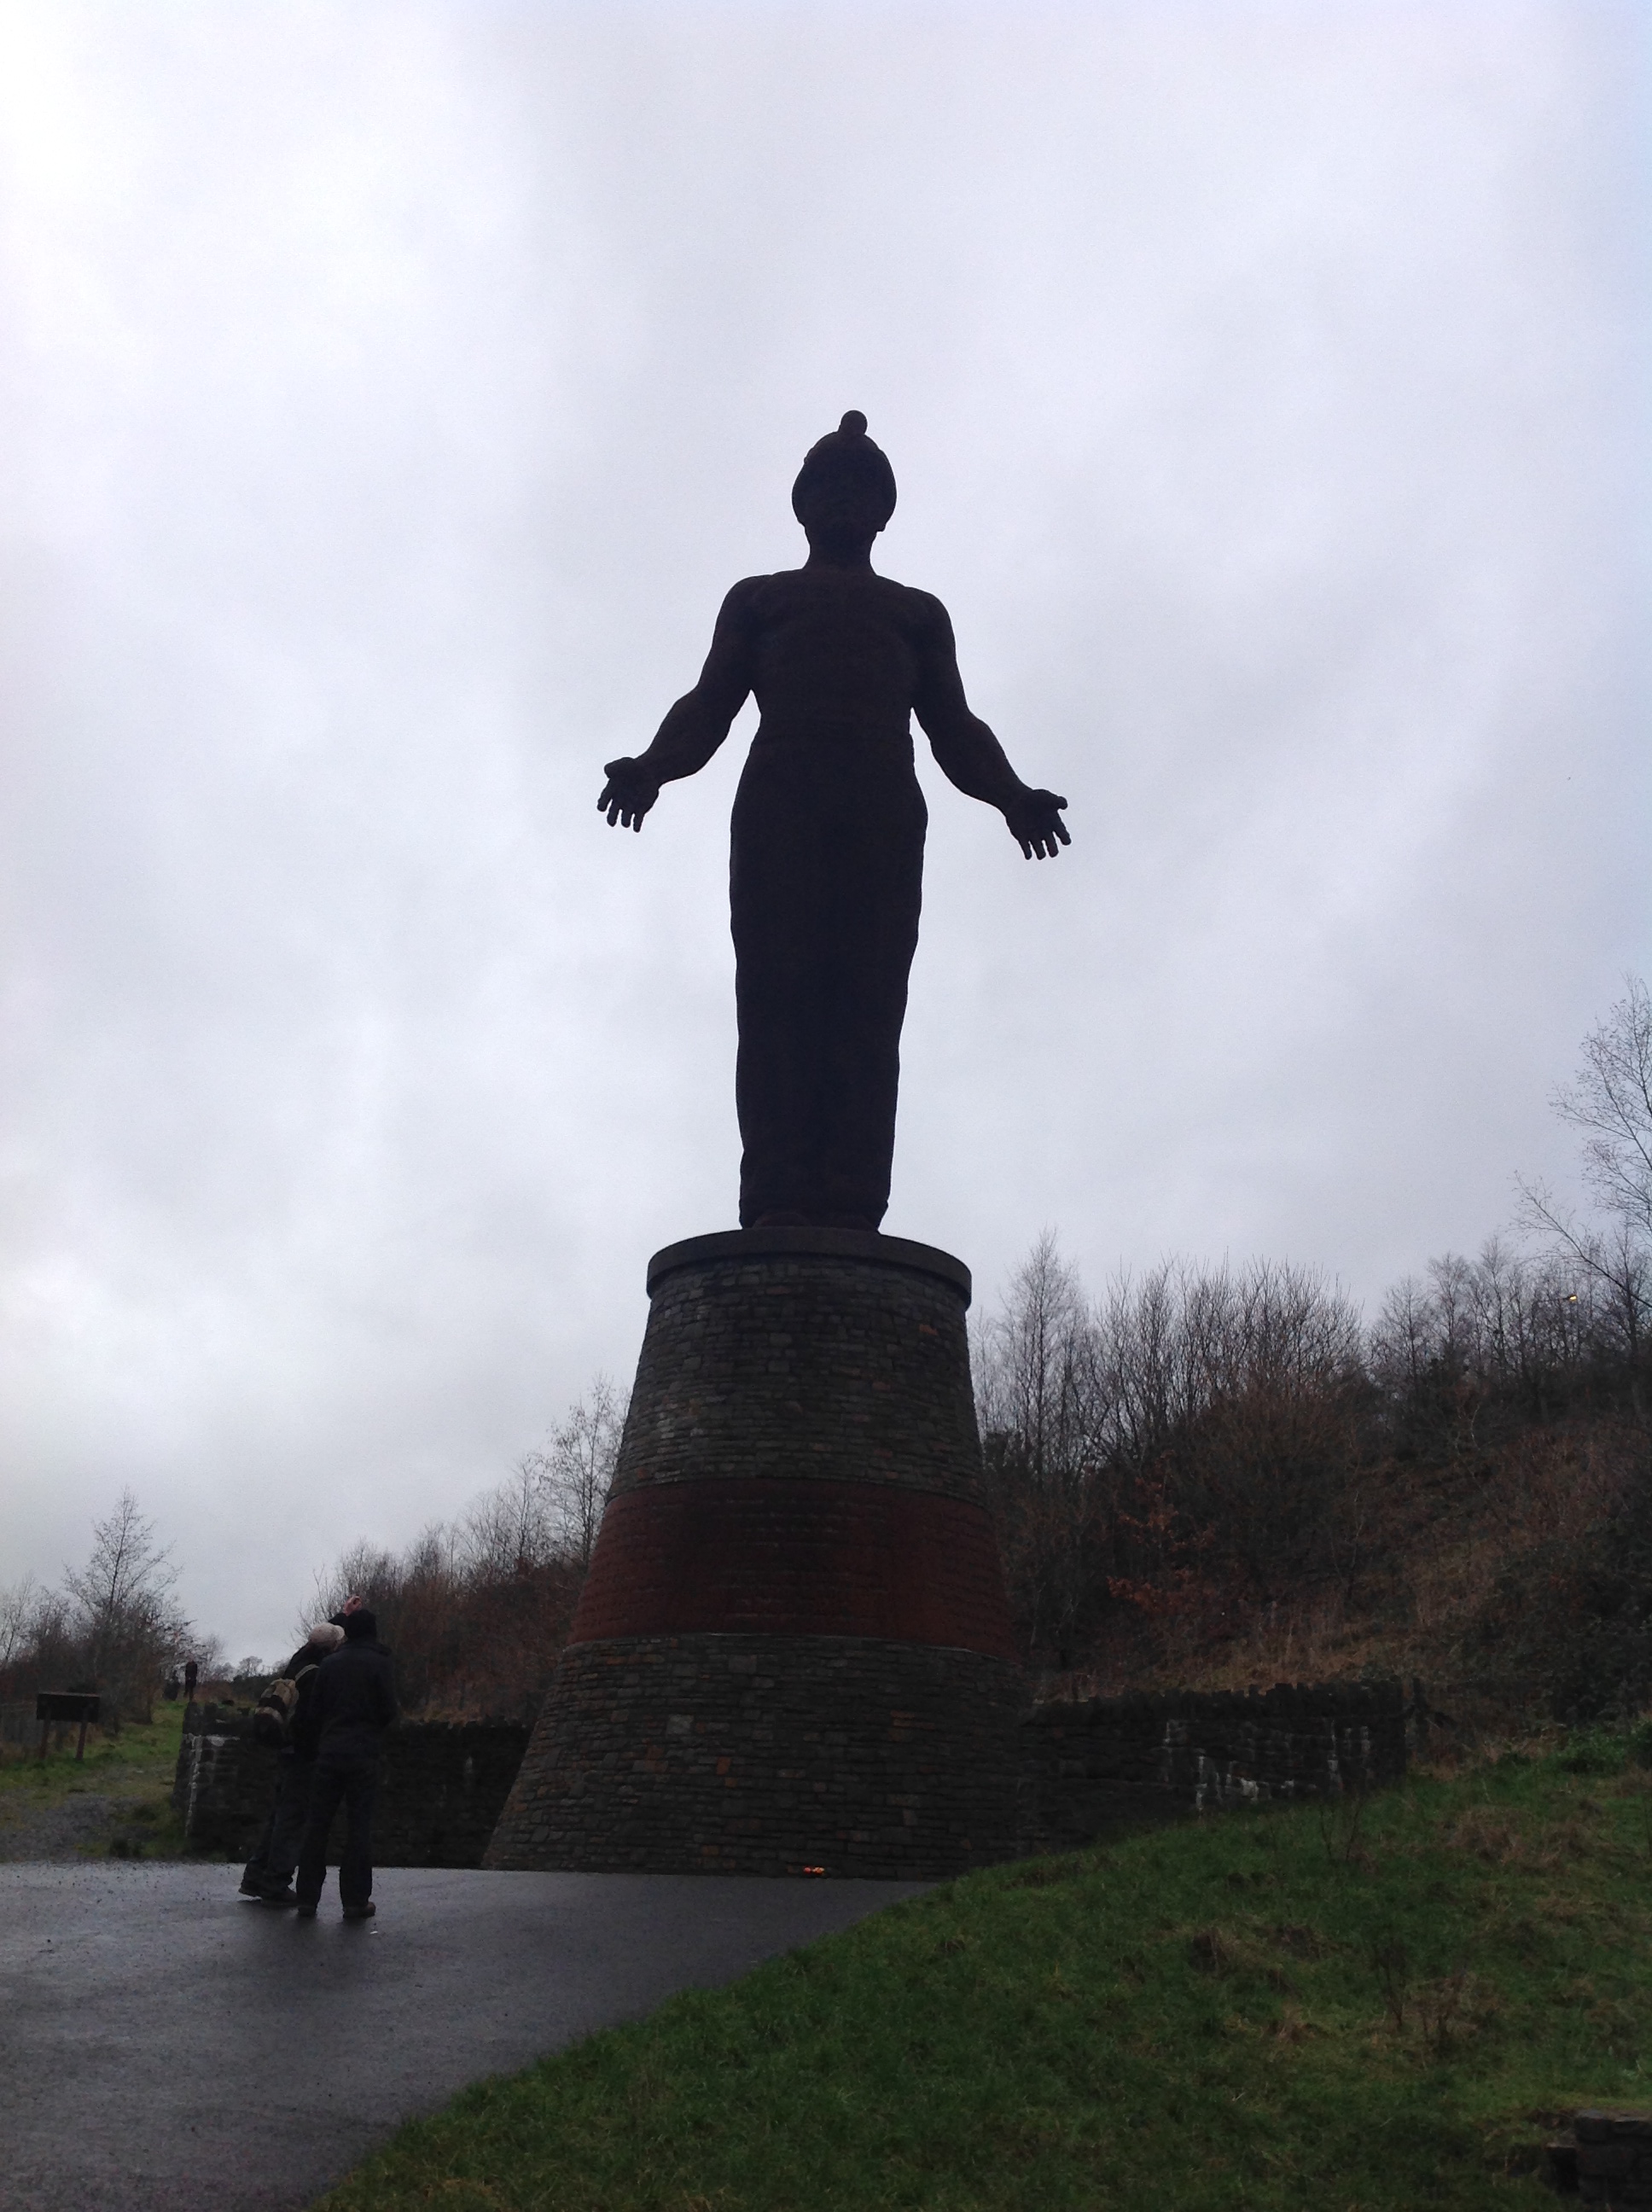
[238,1621,346,1906]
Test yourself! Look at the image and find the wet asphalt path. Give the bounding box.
[0,1861,925,2210]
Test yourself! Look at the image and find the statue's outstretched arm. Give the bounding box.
[912,597,1070,860]
[599,583,758,831]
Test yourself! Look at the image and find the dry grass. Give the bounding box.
[1044,1425,1649,1752]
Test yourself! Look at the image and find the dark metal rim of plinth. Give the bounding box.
[646,1227,971,1303]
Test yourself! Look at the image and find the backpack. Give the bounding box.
[252,1663,317,1748]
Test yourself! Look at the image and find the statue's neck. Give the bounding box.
[803,545,877,574]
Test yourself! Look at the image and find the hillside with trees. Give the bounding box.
[978,979,1651,1721]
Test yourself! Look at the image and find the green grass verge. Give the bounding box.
[0,1699,189,1856]
[313,1740,1652,2211]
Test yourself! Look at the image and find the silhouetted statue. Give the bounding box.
[599,413,1069,1231]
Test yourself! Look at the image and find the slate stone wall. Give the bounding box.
[1021,1681,1408,1852]
[609,1228,982,1502]
[484,1632,1024,1878]
[1564,2109,1652,2206]
[171,1714,529,1866]
[172,1718,270,1850]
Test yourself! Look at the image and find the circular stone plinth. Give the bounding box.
[485,1229,1024,1877]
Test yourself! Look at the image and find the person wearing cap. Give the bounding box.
[293,1607,398,1922]
[238,1621,346,1906]
[598,411,1069,1231]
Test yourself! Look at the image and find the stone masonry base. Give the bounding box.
[484,1631,1024,1879]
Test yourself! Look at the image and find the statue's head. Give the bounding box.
[792,411,897,549]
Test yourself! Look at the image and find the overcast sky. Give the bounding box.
[1,1,1644,1662]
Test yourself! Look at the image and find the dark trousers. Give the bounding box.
[295,1756,380,1908]
[242,1756,314,1891]
[730,740,926,1229]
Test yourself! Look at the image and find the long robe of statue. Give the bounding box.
[598,413,1070,1231]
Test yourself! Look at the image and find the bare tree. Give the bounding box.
[305,1542,406,1637]
[1518,978,1652,1407]
[61,1489,190,1719]
[461,1456,560,1583]
[533,1374,628,1571]
[64,1490,175,1639]
[0,1574,43,1674]
[1554,975,1652,1237]
[979,1240,1370,1662]
[1106,1257,1366,1610]
[976,1234,1117,1666]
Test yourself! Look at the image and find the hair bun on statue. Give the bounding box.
[793,411,896,528]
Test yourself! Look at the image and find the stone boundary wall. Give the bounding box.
[1022,1681,1408,1853]
[172,1682,1409,1871]
[171,1714,529,1866]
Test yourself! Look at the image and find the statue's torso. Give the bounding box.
[742,568,934,750]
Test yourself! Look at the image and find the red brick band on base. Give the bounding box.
[567,1478,1017,1661]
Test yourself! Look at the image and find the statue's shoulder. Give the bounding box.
[878,577,952,637]
[717,573,777,617]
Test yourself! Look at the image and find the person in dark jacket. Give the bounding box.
[239,1622,346,1905]
[294,1609,398,1921]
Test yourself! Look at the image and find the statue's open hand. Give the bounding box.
[598,757,661,831]
[1003,787,1071,860]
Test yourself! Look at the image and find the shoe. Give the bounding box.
[295,1899,318,1919]
[238,1877,264,1898]
[341,1901,376,1921]
[259,1885,300,1907]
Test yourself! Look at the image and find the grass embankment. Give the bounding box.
[0,1698,189,1858]
[316,1738,1651,2212]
